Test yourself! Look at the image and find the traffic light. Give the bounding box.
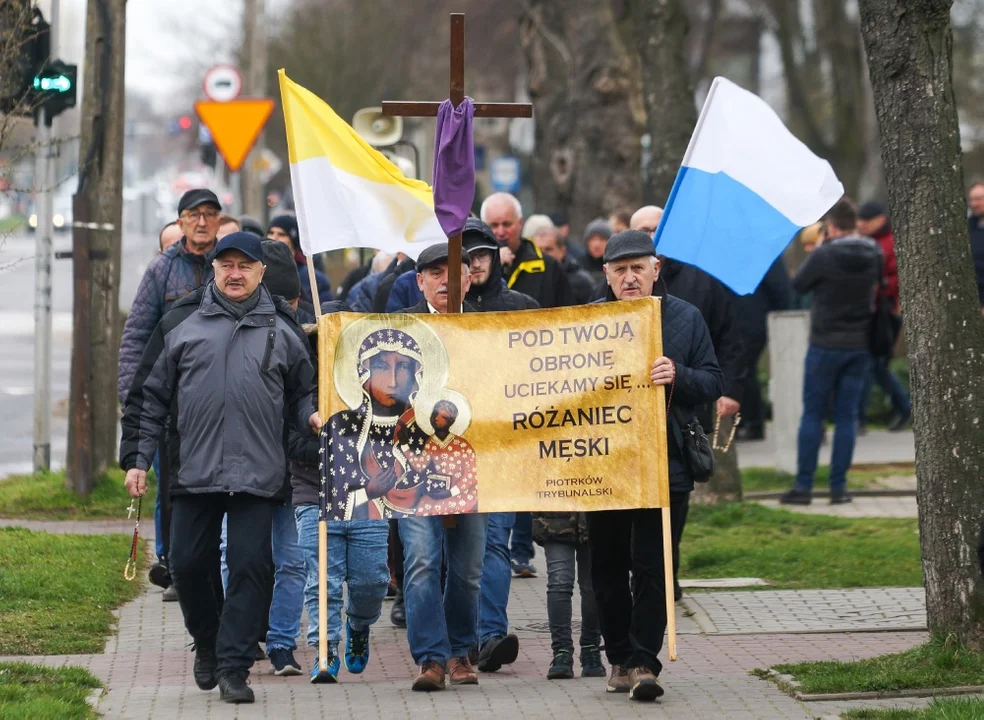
[0,4,49,116]
[32,59,77,123]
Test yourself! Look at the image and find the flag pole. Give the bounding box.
[305,260,331,677]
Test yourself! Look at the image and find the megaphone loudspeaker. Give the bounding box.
[352,107,403,147]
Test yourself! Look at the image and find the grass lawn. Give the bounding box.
[0,527,145,655]
[843,697,984,719]
[741,463,916,494]
[0,467,156,520]
[770,636,984,695]
[0,662,101,720]
[682,503,921,589]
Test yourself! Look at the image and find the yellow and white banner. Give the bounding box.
[317,298,670,520]
[278,69,446,259]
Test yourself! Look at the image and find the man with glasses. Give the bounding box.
[119,189,223,600]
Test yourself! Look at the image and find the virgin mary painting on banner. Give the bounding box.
[321,316,477,521]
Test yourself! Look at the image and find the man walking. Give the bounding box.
[120,189,223,599]
[591,230,723,701]
[966,182,984,311]
[120,232,320,704]
[533,226,598,304]
[780,198,882,505]
[395,243,489,691]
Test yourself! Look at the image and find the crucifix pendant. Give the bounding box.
[126,500,137,519]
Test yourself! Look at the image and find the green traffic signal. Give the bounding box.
[33,74,72,93]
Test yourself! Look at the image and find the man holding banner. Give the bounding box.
[590,231,724,701]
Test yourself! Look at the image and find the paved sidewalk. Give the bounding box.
[756,496,918,518]
[738,427,915,469]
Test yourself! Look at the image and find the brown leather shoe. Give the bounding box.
[411,661,446,692]
[627,666,664,701]
[447,656,479,685]
[606,664,630,693]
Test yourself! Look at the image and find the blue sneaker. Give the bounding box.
[344,619,370,674]
[309,652,339,684]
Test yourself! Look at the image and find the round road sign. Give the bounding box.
[203,65,243,103]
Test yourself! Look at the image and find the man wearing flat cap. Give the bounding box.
[589,230,723,702]
[392,242,489,691]
[120,232,322,704]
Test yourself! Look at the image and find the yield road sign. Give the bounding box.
[203,65,243,102]
[194,99,275,172]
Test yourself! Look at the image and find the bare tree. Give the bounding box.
[520,0,642,238]
[859,0,984,649]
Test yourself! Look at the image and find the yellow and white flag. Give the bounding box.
[278,70,446,258]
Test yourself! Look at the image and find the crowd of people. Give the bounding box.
[117,183,984,705]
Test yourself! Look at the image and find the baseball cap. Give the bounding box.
[213,232,264,262]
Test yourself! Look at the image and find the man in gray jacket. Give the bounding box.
[120,232,321,704]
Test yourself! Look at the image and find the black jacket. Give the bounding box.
[289,300,349,508]
[658,259,744,408]
[970,215,984,306]
[371,257,416,312]
[598,288,724,492]
[466,236,541,312]
[562,255,601,305]
[734,257,793,341]
[503,239,574,309]
[792,235,882,350]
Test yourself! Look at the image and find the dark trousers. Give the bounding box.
[669,490,690,595]
[389,519,404,588]
[587,491,690,675]
[739,334,768,432]
[170,493,275,676]
[543,541,602,655]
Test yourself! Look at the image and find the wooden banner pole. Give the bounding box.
[305,260,330,673]
[662,505,677,660]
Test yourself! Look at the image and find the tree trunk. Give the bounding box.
[240,0,267,221]
[72,0,125,481]
[628,0,697,205]
[858,0,984,649]
[521,0,641,238]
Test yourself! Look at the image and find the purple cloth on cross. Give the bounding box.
[432,97,476,238]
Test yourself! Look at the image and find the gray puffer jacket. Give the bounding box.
[119,283,316,498]
[118,239,214,405]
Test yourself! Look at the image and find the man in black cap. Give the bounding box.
[394,243,489,691]
[120,232,321,704]
[590,230,723,702]
[462,217,539,311]
[119,188,223,600]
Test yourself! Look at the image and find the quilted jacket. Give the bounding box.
[118,239,214,404]
[598,288,724,492]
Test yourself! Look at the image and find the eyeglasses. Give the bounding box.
[183,209,220,223]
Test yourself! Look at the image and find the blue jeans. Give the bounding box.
[266,503,306,650]
[510,512,535,564]
[294,505,389,649]
[858,355,911,424]
[152,452,163,559]
[479,512,514,644]
[796,345,871,494]
[220,505,306,650]
[399,513,488,665]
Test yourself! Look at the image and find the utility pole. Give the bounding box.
[67,0,125,494]
[240,0,267,221]
[32,0,58,473]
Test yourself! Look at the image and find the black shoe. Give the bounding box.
[148,562,171,589]
[390,590,406,628]
[193,642,218,691]
[580,646,606,678]
[830,493,853,505]
[888,410,911,432]
[477,634,519,673]
[254,643,265,661]
[779,489,812,505]
[218,671,254,704]
[547,650,574,679]
[268,647,302,676]
[674,583,683,602]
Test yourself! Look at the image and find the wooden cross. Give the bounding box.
[382,12,533,315]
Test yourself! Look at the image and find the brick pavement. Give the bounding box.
[0,518,935,718]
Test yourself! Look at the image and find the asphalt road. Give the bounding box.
[0,229,156,475]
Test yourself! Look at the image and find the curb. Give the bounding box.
[758,669,984,702]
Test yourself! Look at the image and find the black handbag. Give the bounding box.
[667,378,715,482]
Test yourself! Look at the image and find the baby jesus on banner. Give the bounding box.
[396,400,478,515]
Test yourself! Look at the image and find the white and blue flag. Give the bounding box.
[653,77,844,295]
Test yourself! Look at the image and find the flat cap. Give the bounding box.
[178,188,221,215]
[603,229,656,264]
[416,242,471,272]
[858,200,887,220]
